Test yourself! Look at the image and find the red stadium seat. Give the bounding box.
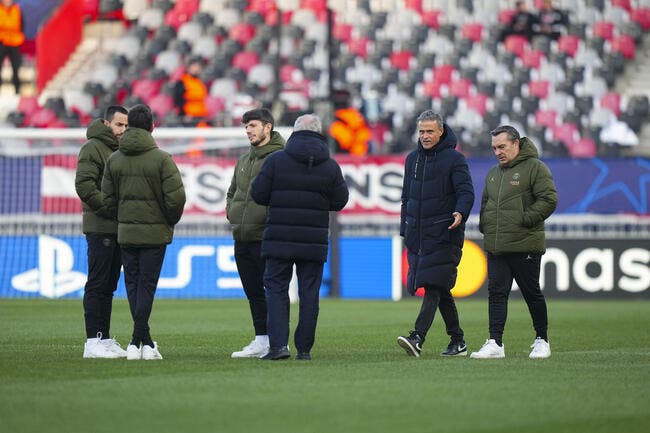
[348,37,369,59]
[557,35,580,57]
[600,92,622,116]
[528,80,551,99]
[131,79,162,103]
[465,93,488,116]
[592,21,615,41]
[421,10,442,29]
[231,51,260,74]
[205,96,226,118]
[422,79,445,98]
[630,8,650,30]
[461,23,483,42]
[28,108,57,128]
[612,0,632,12]
[552,123,579,147]
[149,94,174,119]
[389,51,413,71]
[611,35,636,59]
[17,96,39,116]
[405,0,423,14]
[498,9,516,25]
[432,64,456,85]
[229,23,256,46]
[534,109,558,128]
[333,23,353,43]
[449,78,472,98]
[568,137,596,158]
[504,35,529,57]
[521,49,545,69]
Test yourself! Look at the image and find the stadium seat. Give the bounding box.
[420,10,441,29]
[592,21,615,41]
[552,122,579,147]
[449,79,472,98]
[610,35,636,59]
[505,35,529,57]
[461,23,483,42]
[149,93,174,118]
[138,8,164,30]
[534,109,558,128]
[231,51,259,74]
[528,80,551,99]
[177,21,203,42]
[389,51,413,71]
[521,50,545,69]
[557,35,581,57]
[600,92,622,116]
[630,7,650,30]
[568,137,597,158]
[464,93,488,116]
[229,22,256,45]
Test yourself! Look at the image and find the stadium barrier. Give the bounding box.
[1,128,649,299]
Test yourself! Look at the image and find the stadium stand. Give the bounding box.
[2,0,650,157]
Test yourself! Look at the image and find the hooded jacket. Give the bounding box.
[75,119,119,235]
[250,130,349,262]
[401,124,475,294]
[226,131,285,242]
[479,137,558,254]
[102,127,186,246]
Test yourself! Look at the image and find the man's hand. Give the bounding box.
[448,211,462,230]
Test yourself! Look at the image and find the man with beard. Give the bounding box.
[227,108,285,358]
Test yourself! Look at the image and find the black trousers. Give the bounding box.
[264,257,323,354]
[0,43,21,94]
[414,287,464,343]
[121,245,166,346]
[234,241,267,335]
[83,233,121,339]
[487,252,548,342]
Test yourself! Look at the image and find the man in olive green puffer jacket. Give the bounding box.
[102,104,186,361]
[471,125,558,361]
[226,108,284,358]
[75,105,128,359]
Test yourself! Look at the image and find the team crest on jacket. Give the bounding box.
[510,172,520,186]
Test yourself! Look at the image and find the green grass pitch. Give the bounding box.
[1,298,648,433]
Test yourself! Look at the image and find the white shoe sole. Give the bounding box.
[470,352,505,359]
[397,336,420,357]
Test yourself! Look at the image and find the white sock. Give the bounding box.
[255,335,269,346]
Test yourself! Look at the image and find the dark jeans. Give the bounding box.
[83,233,121,339]
[234,241,267,335]
[264,257,323,354]
[487,252,548,342]
[0,43,21,94]
[121,245,166,347]
[414,287,464,343]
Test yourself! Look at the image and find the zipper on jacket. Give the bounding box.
[495,167,505,254]
[417,153,430,255]
[241,153,257,237]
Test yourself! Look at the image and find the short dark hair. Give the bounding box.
[490,125,520,142]
[104,105,128,122]
[128,104,154,131]
[242,108,274,128]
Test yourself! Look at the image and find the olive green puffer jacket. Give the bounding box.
[102,127,186,246]
[226,131,285,242]
[75,119,119,234]
[479,137,558,254]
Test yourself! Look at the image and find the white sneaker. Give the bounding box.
[101,338,127,357]
[126,344,142,360]
[529,337,551,359]
[83,338,122,359]
[231,339,270,358]
[142,342,163,360]
[470,339,506,359]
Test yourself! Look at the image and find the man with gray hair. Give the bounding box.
[251,114,349,360]
[397,110,475,358]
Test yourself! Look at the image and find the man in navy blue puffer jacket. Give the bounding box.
[397,110,475,358]
[251,114,349,361]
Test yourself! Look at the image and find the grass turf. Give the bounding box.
[0,298,648,433]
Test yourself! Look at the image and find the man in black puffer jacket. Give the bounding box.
[397,110,475,358]
[102,104,186,361]
[251,114,349,361]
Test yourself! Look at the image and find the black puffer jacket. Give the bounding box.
[251,130,349,262]
[400,124,475,294]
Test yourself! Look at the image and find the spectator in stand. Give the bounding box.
[499,1,538,42]
[75,105,129,359]
[173,56,208,126]
[329,89,372,156]
[102,104,186,361]
[535,0,568,41]
[0,0,24,94]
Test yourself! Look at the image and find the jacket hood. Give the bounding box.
[285,130,330,166]
[417,123,458,154]
[118,127,157,156]
[86,118,119,150]
[251,130,285,158]
[504,136,539,168]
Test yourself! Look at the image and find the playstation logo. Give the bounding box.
[11,235,86,298]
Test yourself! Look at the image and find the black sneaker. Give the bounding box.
[397,331,423,357]
[296,352,311,361]
[260,346,291,360]
[441,340,467,356]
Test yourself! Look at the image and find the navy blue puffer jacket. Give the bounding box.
[400,125,475,294]
[251,130,349,262]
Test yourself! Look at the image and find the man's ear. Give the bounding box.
[103,119,110,127]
